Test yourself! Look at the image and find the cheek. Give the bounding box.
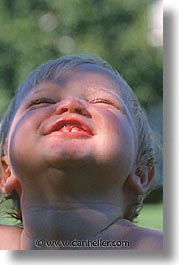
[95,111,136,174]
[7,113,44,176]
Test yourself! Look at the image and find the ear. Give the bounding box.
[0,156,21,195]
[126,166,155,194]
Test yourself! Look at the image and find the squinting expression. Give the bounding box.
[8,64,137,185]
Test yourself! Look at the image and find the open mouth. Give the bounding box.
[57,124,86,133]
[47,119,94,137]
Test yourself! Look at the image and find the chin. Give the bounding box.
[42,146,93,167]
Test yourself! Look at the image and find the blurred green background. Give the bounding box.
[0,0,163,230]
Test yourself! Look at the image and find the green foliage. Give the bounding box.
[137,202,163,230]
[0,0,162,116]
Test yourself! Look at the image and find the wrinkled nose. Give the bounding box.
[55,98,91,117]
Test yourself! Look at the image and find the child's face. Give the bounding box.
[7,64,137,189]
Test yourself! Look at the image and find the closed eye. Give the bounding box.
[28,98,56,108]
[89,98,120,110]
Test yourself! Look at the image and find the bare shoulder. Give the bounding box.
[0,224,22,250]
[114,220,163,250]
[128,223,163,250]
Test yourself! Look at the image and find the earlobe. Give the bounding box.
[0,156,21,195]
[126,166,155,194]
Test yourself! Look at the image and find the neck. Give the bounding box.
[20,201,124,250]
[19,166,126,249]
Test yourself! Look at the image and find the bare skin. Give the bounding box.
[0,64,163,250]
[0,218,163,250]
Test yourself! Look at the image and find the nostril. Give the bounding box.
[55,98,91,117]
[61,107,68,112]
[74,108,83,114]
[55,106,68,115]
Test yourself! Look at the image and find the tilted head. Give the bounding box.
[0,54,161,221]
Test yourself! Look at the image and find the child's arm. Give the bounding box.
[0,224,22,250]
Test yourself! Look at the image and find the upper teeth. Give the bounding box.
[60,125,83,132]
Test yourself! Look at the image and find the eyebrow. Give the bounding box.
[28,83,58,96]
[87,86,121,99]
[29,83,121,99]
[28,83,126,112]
[87,86,126,112]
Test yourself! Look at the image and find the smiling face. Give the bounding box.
[7,64,137,193]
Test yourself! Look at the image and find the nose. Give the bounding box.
[55,97,91,117]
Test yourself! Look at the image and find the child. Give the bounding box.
[0,54,162,250]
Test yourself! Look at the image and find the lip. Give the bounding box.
[45,118,94,137]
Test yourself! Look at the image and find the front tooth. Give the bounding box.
[71,127,81,132]
[61,125,71,132]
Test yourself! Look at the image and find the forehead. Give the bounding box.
[57,63,121,92]
[23,63,123,98]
